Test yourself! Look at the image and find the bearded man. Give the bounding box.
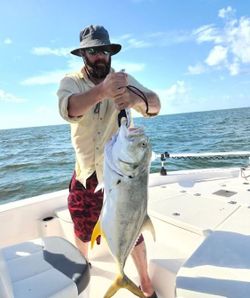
[57,25,160,298]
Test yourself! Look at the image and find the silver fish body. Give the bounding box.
[91,119,155,298]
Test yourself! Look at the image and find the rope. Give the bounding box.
[157,151,250,161]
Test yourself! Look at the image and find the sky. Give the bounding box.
[1,0,250,129]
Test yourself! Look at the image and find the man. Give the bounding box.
[57,25,160,298]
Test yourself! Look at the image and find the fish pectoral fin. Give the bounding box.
[142,215,156,242]
[90,220,103,249]
[104,274,146,298]
[94,182,104,193]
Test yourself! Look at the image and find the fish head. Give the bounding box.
[112,120,152,177]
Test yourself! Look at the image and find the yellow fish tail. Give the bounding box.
[90,220,103,249]
[104,274,146,298]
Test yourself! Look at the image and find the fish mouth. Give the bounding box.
[118,158,139,169]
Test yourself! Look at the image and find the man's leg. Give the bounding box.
[68,172,103,261]
[131,240,155,297]
[75,236,89,259]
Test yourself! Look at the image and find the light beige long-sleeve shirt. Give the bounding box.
[57,69,151,186]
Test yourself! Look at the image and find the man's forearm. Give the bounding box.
[67,84,104,117]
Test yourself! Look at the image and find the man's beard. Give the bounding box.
[84,56,111,79]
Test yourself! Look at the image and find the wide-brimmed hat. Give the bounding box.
[71,25,122,57]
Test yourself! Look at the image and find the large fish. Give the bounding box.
[91,118,155,298]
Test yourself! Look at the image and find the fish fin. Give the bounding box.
[90,220,102,249]
[142,215,156,242]
[94,182,104,193]
[104,274,145,298]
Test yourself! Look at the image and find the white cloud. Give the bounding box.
[3,38,12,45]
[116,35,152,50]
[156,81,188,105]
[21,57,145,86]
[192,7,250,76]
[112,60,145,73]
[230,17,250,63]
[193,25,222,44]
[155,81,194,114]
[21,70,68,85]
[126,38,151,49]
[227,59,240,76]
[21,57,82,86]
[205,45,228,66]
[115,30,192,52]
[31,47,71,57]
[132,81,190,115]
[132,81,190,116]
[218,6,235,19]
[0,89,26,103]
[160,81,188,99]
[187,63,206,75]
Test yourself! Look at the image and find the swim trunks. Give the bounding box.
[68,171,144,246]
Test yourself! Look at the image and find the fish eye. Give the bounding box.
[141,141,147,148]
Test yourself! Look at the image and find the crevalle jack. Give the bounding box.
[91,118,155,298]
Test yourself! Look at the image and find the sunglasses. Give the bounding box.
[85,48,110,56]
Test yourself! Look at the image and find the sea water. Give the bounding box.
[0,107,249,204]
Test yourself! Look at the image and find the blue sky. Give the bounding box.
[1,0,250,129]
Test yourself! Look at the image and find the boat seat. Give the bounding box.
[176,230,250,298]
[0,236,90,298]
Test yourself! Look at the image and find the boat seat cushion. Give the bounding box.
[0,250,14,298]
[176,230,250,298]
[0,236,90,298]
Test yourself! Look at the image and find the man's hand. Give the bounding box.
[113,89,138,110]
[101,71,128,99]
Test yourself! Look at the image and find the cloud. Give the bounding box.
[187,63,206,75]
[21,70,68,85]
[191,6,250,76]
[21,57,145,86]
[114,30,193,52]
[205,45,228,66]
[193,25,222,44]
[21,57,82,85]
[112,60,145,73]
[159,81,188,100]
[31,47,71,57]
[3,38,12,45]
[227,59,240,76]
[0,89,26,103]
[126,38,152,49]
[218,6,236,19]
[230,17,250,64]
[115,34,152,50]
[155,81,193,114]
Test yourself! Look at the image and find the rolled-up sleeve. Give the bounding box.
[57,76,84,123]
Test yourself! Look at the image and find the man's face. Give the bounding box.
[82,47,111,79]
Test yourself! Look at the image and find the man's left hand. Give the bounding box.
[113,89,137,110]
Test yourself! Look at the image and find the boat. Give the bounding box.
[1,151,250,298]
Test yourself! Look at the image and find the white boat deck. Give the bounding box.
[148,169,250,235]
[1,167,250,298]
[147,168,250,298]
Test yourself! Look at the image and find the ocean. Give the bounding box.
[1,107,250,205]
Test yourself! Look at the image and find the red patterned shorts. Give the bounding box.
[68,171,144,246]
